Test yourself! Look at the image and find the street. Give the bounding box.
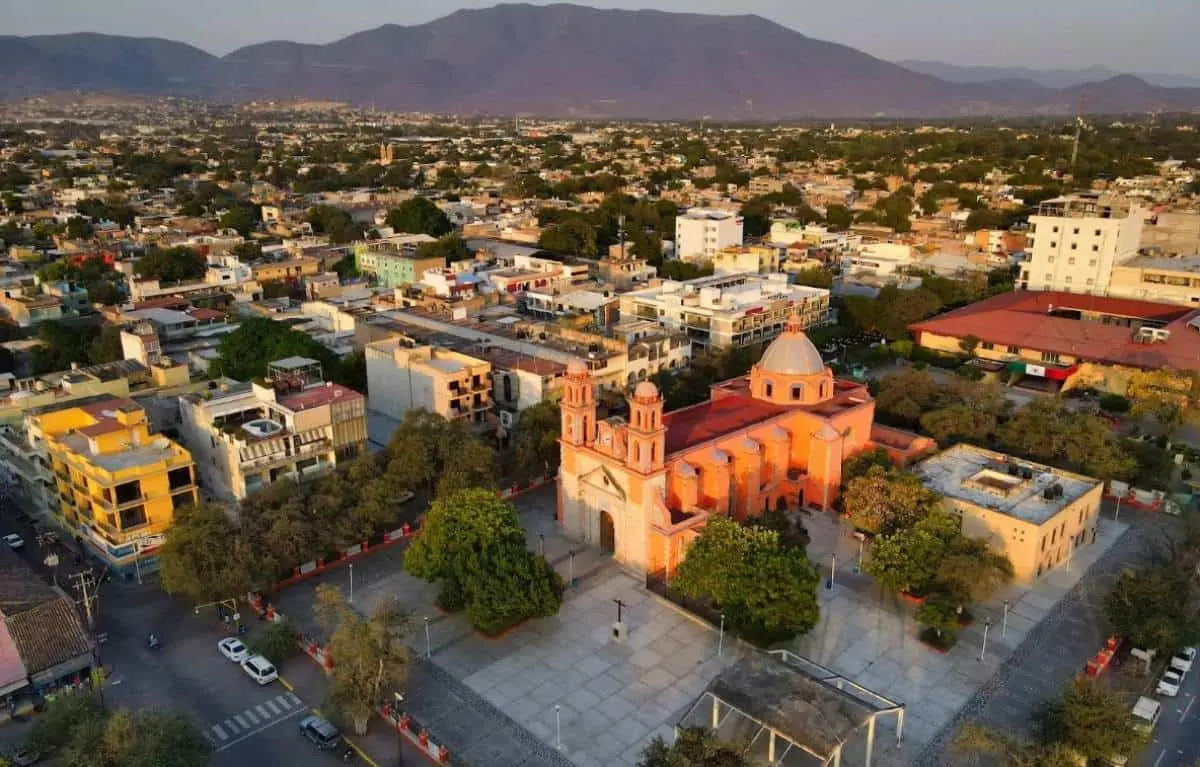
[1137,663,1200,767]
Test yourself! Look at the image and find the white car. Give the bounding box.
[217,637,249,663]
[3,534,24,551]
[240,654,278,686]
[1157,669,1183,697]
[1171,647,1197,675]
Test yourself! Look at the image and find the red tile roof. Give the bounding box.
[909,291,1200,372]
[663,394,786,455]
[187,308,225,321]
[279,383,364,412]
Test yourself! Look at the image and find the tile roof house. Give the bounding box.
[0,549,92,690]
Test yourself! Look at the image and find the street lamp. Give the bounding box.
[423,616,431,659]
[348,563,354,604]
[555,704,562,750]
[980,618,992,662]
[718,614,725,657]
[1001,600,1009,639]
[393,692,405,765]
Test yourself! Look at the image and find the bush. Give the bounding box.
[919,625,958,651]
[245,619,297,665]
[954,364,985,381]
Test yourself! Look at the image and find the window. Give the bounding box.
[1052,226,1059,233]
[981,341,994,351]
[1089,259,1097,266]
[1068,258,1076,265]
[1064,276,1073,283]
[1047,256,1055,263]
[1049,241,1057,248]
[1041,351,1061,363]
[1070,243,1077,250]
[1086,278,1094,285]
[763,381,773,397]
[791,384,804,401]
[1073,227,1080,235]
[1094,229,1101,236]
[1092,244,1099,252]
[1006,345,1020,354]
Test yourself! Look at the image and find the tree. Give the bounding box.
[672,517,820,644]
[865,510,959,596]
[843,466,941,535]
[958,334,981,356]
[307,205,365,244]
[211,316,342,384]
[538,219,598,257]
[245,618,297,665]
[935,535,1013,609]
[512,400,561,479]
[841,447,893,484]
[384,411,496,499]
[916,592,962,648]
[953,725,1086,767]
[1127,367,1196,430]
[385,198,451,237]
[1034,679,1144,763]
[414,233,472,264]
[744,508,810,551]
[404,489,562,634]
[158,502,255,604]
[824,204,854,230]
[639,727,747,767]
[997,400,1137,480]
[919,404,997,444]
[314,585,409,735]
[918,190,941,216]
[1105,566,1200,651]
[66,216,94,239]
[134,246,205,284]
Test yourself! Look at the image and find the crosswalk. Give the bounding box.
[205,692,304,745]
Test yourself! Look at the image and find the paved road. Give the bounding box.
[914,504,1179,765]
[1136,656,1200,767]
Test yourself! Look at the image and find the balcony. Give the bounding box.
[239,438,332,472]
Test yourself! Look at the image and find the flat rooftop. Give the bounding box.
[1122,254,1200,273]
[913,444,1101,526]
[59,432,181,473]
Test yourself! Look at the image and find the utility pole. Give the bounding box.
[69,569,99,629]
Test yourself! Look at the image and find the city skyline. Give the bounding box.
[3,0,1198,76]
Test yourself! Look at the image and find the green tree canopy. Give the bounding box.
[512,400,562,480]
[1105,566,1200,651]
[639,727,747,767]
[134,246,206,284]
[385,197,452,237]
[158,502,254,604]
[865,510,960,596]
[1034,679,1144,763]
[315,584,409,735]
[211,316,344,384]
[997,399,1137,480]
[385,410,496,499]
[672,516,820,644]
[843,466,941,535]
[404,489,562,635]
[538,218,598,257]
[414,233,472,264]
[306,205,365,244]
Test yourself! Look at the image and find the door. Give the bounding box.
[599,511,615,554]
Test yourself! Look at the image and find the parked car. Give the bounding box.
[217,637,249,663]
[298,715,341,750]
[1170,647,1197,675]
[240,655,278,686]
[3,534,24,551]
[10,749,41,766]
[1157,669,1183,697]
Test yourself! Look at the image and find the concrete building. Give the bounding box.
[675,209,743,263]
[0,291,62,327]
[177,358,366,501]
[597,249,657,290]
[619,273,831,351]
[843,243,917,278]
[712,245,782,276]
[556,316,933,575]
[914,444,1103,583]
[1107,254,1200,306]
[41,281,91,314]
[34,397,196,575]
[908,290,1200,394]
[364,339,491,428]
[353,238,440,288]
[251,256,321,283]
[1021,193,1145,294]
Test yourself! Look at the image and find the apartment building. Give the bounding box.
[674,209,743,263]
[1107,255,1200,305]
[353,237,440,288]
[35,398,197,575]
[0,290,62,327]
[712,245,781,276]
[1020,193,1144,294]
[843,243,918,278]
[364,338,491,428]
[915,444,1103,584]
[251,256,321,283]
[619,272,831,351]
[178,358,367,501]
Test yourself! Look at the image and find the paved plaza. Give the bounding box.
[276,486,1140,766]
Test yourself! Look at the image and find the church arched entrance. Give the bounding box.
[599,510,615,554]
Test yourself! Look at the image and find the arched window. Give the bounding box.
[763,380,774,397]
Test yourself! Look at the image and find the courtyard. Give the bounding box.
[274,486,1134,766]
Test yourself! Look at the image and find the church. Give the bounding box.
[556,314,935,576]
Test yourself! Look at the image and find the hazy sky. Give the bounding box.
[4,0,1198,74]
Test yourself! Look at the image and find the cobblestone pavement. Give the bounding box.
[912,507,1176,766]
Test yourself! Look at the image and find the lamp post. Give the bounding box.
[348,563,354,604]
[827,553,836,590]
[423,616,431,659]
[555,704,562,750]
[1114,492,1123,522]
[980,618,992,662]
[393,692,405,765]
[568,549,576,587]
[718,614,725,657]
[1001,600,1009,639]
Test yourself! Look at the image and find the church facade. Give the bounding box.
[556,315,935,576]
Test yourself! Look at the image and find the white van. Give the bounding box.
[240,654,278,685]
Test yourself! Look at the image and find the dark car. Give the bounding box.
[299,715,341,750]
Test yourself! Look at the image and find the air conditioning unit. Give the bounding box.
[499,410,516,429]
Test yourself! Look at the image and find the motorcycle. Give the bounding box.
[341,748,355,763]
[147,634,161,650]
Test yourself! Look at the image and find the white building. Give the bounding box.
[618,272,831,351]
[843,243,917,277]
[1021,193,1145,294]
[674,209,743,263]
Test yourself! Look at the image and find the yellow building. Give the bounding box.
[36,397,197,575]
[251,256,321,283]
[914,444,1104,584]
[711,245,781,276]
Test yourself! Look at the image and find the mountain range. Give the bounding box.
[898,60,1200,90]
[3,3,1199,119]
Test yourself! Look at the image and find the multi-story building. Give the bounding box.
[251,256,321,283]
[597,247,657,290]
[843,243,917,278]
[0,290,62,327]
[364,338,491,428]
[914,444,1103,584]
[1020,193,1145,294]
[353,238,441,288]
[674,209,743,263]
[619,273,831,351]
[1106,255,1200,306]
[711,245,781,276]
[177,358,367,500]
[34,397,197,575]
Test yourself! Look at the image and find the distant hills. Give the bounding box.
[3,4,1200,119]
[898,60,1200,90]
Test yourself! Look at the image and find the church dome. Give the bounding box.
[757,316,825,376]
[634,381,659,400]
